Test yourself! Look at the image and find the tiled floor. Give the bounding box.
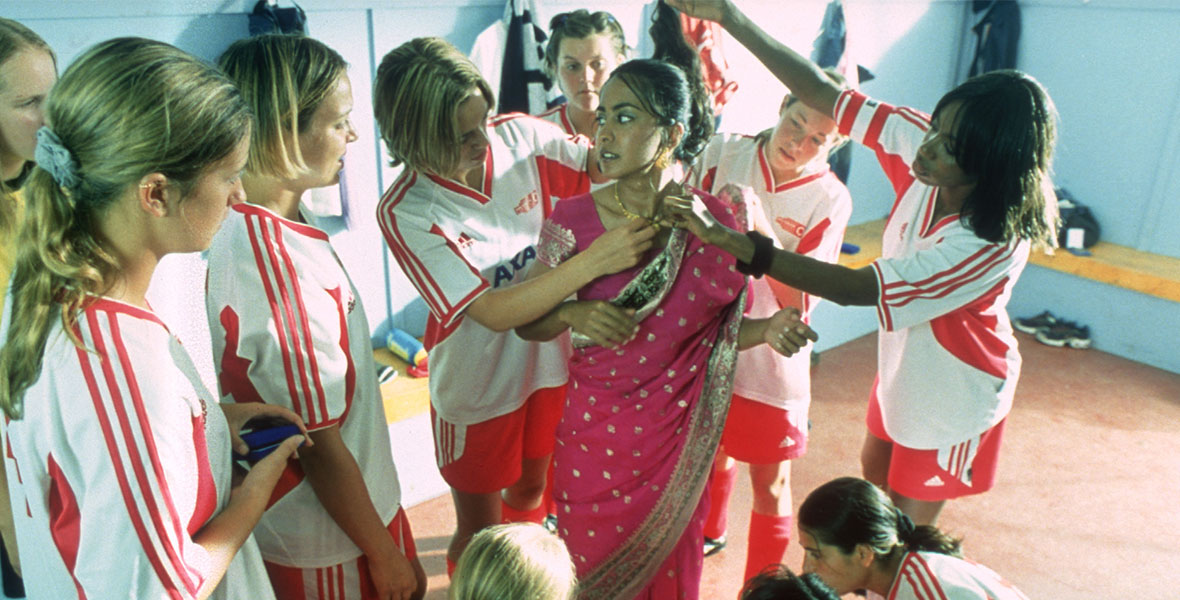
[404,332,1180,599]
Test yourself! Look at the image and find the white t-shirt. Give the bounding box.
[689,132,852,411]
[3,297,273,600]
[206,204,401,567]
[835,89,1028,449]
[377,113,590,425]
[880,551,1029,600]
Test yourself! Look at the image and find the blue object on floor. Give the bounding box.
[841,242,861,254]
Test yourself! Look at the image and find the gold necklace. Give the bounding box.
[614,183,661,232]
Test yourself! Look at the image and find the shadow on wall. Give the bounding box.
[375,297,431,344]
[839,0,969,226]
[174,11,249,63]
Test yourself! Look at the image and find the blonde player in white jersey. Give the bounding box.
[0,18,57,590]
[373,37,653,574]
[0,37,306,599]
[686,69,851,584]
[798,477,1029,600]
[210,35,426,600]
[668,0,1058,528]
[537,9,628,138]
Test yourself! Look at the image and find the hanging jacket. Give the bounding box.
[469,0,555,115]
[969,0,1021,76]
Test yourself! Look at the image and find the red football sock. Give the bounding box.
[544,459,557,516]
[704,463,738,540]
[501,498,546,524]
[745,512,793,584]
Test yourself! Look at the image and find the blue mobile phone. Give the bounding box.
[235,420,304,463]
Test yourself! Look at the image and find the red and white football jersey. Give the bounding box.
[881,552,1029,600]
[378,113,590,425]
[2,297,273,600]
[206,204,401,567]
[834,89,1028,449]
[689,132,852,412]
[536,103,577,136]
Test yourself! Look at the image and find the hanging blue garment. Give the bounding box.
[809,0,874,185]
[968,0,1021,77]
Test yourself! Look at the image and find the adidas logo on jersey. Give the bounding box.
[514,191,540,215]
[924,475,945,487]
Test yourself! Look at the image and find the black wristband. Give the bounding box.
[735,230,774,278]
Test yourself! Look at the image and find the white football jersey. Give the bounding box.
[206,204,401,567]
[3,297,274,599]
[536,103,577,136]
[835,90,1028,449]
[378,113,590,425]
[689,132,852,411]
[882,551,1029,600]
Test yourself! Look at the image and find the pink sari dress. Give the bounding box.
[536,190,746,600]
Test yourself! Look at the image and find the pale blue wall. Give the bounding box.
[5,0,1177,379]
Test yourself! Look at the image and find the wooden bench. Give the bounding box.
[375,347,431,425]
[838,219,1180,303]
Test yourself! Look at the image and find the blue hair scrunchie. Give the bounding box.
[34,126,80,191]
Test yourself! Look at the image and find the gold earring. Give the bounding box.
[654,147,672,170]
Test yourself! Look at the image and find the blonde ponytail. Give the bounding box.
[0,37,250,418]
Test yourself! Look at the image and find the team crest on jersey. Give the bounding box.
[514,191,541,215]
[775,217,806,238]
[456,232,475,250]
[492,245,537,287]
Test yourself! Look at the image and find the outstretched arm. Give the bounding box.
[738,307,819,354]
[665,193,878,307]
[667,0,841,116]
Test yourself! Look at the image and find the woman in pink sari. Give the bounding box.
[517,55,817,599]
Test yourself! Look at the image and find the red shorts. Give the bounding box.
[432,385,565,494]
[866,386,1006,502]
[719,394,808,463]
[264,507,418,600]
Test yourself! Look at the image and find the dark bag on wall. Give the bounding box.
[1056,188,1100,249]
[249,0,307,35]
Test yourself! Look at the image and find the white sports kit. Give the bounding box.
[3,298,274,600]
[206,204,402,568]
[874,551,1029,600]
[835,89,1028,450]
[689,132,852,414]
[377,114,589,427]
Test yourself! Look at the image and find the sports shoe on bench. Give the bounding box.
[1012,310,1057,334]
[1035,321,1092,348]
